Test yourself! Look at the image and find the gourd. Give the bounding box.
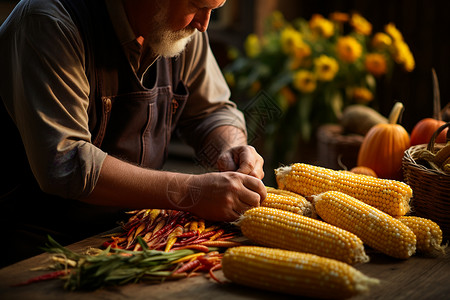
[357,102,410,180]
[340,104,388,136]
[410,69,448,145]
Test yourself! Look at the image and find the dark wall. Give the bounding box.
[275,0,450,132]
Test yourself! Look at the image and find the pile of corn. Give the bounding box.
[223,163,447,299]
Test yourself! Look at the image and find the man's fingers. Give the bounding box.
[239,176,267,206]
[236,160,255,175]
[217,152,237,172]
[216,145,264,179]
[235,146,265,179]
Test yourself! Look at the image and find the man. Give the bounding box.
[0,0,266,266]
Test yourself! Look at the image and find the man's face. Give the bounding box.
[145,0,227,57]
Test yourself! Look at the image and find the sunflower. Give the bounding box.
[309,14,335,38]
[281,27,303,55]
[365,53,388,77]
[336,36,363,63]
[350,13,372,35]
[293,70,317,93]
[314,55,339,81]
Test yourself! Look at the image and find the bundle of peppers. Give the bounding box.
[104,209,242,252]
[14,209,242,290]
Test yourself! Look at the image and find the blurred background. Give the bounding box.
[1,0,449,185]
[207,0,449,131]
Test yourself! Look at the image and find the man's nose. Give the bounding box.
[191,9,211,32]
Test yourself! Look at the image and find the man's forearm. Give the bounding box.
[198,125,248,167]
[82,155,190,209]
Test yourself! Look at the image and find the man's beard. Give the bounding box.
[146,4,196,58]
[150,27,196,58]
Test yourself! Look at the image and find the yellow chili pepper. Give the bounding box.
[171,252,206,264]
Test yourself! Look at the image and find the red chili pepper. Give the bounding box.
[12,270,69,287]
[208,263,223,284]
[198,231,217,239]
[176,234,200,245]
[216,235,235,241]
[149,217,178,243]
[102,241,113,248]
[197,256,218,269]
[177,216,188,225]
[173,259,202,274]
[178,231,197,238]
[219,231,239,238]
[182,238,210,245]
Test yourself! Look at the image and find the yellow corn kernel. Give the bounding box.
[397,216,447,255]
[276,163,412,217]
[263,187,315,217]
[314,191,416,259]
[237,207,369,265]
[222,246,379,299]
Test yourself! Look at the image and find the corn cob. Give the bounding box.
[313,191,416,259]
[276,163,412,217]
[263,187,314,217]
[237,207,369,265]
[222,246,379,299]
[397,216,447,255]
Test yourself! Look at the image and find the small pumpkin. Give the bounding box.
[410,69,448,145]
[350,166,377,177]
[357,102,410,180]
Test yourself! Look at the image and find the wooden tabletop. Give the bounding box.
[1,234,449,300]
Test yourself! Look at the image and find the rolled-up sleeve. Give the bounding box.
[177,31,247,151]
[0,1,107,199]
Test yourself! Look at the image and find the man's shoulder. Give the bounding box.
[6,0,72,24]
[183,31,210,58]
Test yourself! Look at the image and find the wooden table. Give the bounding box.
[1,233,449,300]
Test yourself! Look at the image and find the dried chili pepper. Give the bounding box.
[12,270,69,287]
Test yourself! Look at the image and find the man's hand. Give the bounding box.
[186,171,267,222]
[216,145,264,179]
[200,126,264,179]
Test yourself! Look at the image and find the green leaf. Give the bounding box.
[136,236,149,251]
[94,259,124,277]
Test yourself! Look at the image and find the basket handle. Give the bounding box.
[427,122,450,153]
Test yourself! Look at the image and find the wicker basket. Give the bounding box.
[402,122,450,241]
[317,124,364,170]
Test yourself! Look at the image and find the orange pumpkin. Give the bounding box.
[410,69,447,145]
[357,102,410,180]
